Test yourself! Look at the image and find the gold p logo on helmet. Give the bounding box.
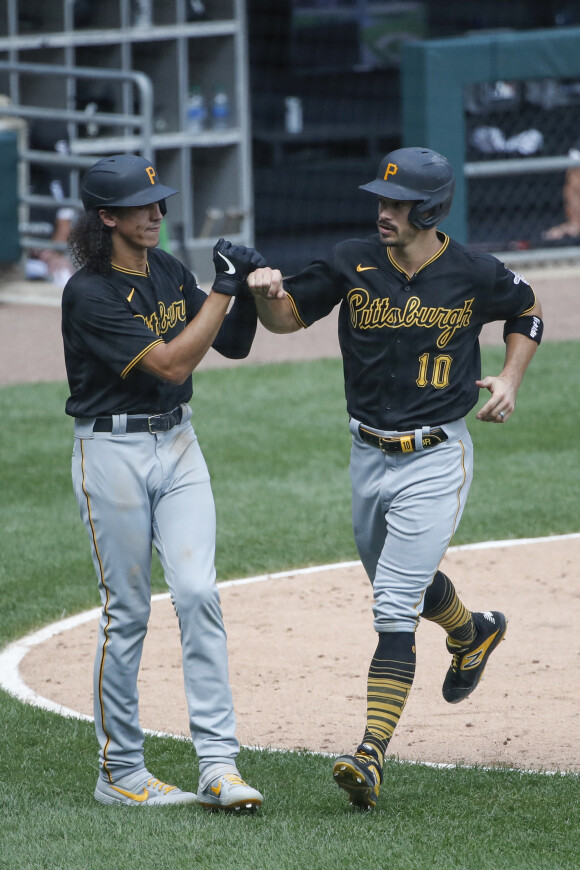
[383,163,398,180]
[145,166,157,185]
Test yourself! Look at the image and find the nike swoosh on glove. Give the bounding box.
[212,238,268,296]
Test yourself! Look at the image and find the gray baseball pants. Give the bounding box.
[71,404,239,781]
[348,417,474,633]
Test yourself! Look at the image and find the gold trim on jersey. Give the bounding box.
[111,262,150,277]
[387,233,450,278]
[506,268,537,315]
[121,338,165,379]
[519,295,538,316]
[286,292,307,329]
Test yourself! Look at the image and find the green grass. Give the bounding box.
[0,343,579,869]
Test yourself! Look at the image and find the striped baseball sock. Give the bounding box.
[358,631,416,767]
[422,570,475,647]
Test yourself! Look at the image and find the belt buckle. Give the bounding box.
[377,436,391,454]
[377,433,414,453]
[147,413,166,434]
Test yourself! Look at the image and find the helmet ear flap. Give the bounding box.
[159,199,167,216]
[407,183,455,229]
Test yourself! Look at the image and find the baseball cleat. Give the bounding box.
[94,769,198,806]
[197,771,263,812]
[333,745,382,809]
[442,610,508,704]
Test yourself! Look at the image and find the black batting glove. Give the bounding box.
[212,238,268,296]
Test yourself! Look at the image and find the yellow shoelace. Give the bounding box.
[147,777,177,794]
[221,773,246,786]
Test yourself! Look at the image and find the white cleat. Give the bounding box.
[94,770,197,806]
[197,771,263,812]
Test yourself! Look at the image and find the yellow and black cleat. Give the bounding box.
[333,748,382,810]
[443,611,508,703]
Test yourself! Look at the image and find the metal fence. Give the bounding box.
[463,77,580,259]
[0,59,153,254]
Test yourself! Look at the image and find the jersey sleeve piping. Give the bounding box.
[285,292,308,329]
[120,339,165,379]
[518,289,538,316]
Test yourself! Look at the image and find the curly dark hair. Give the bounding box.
[68,210,114,274]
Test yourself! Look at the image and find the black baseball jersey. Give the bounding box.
[283,232,537,430]
[62,247,256,417]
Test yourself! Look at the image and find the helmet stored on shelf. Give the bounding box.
[81,154,178,213]
[359,147,455,229]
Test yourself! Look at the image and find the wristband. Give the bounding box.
[212,274,243,296]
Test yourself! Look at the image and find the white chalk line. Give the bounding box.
[1,532,578,776]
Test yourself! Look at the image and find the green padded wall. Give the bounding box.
[401,27,580,243]
[0,130,21,263]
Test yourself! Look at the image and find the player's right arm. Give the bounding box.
[140,240,265,382]
[138,290,234,383]
[246,267,302,334]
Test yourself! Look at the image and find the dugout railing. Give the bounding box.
[0,59,153,259]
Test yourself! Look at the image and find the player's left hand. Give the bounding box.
[475,375,516,423]
[212,238,268,296]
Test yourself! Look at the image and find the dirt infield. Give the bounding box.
[15,536,580,772]
[2,266,579,772]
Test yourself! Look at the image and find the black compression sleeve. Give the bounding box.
[212,295,258,359]
[503,314,543,345]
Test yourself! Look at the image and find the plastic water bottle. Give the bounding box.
[211,87,230,131]
[284,97,303,134]
[132,0,152,28]
[186,86,206,134]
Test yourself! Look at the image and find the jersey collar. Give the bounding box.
[387,232,449,279]
[111,260,150,277]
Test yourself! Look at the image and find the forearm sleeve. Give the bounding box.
[212,295,258,359]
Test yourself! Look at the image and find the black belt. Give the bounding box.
[93,406,183,434]
[358,424,448,454]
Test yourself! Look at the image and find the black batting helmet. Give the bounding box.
[359,147,455,229]
[80,154,178,213]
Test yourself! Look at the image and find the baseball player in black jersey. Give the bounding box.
[62,154,264,809]
[246,147,543,809]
